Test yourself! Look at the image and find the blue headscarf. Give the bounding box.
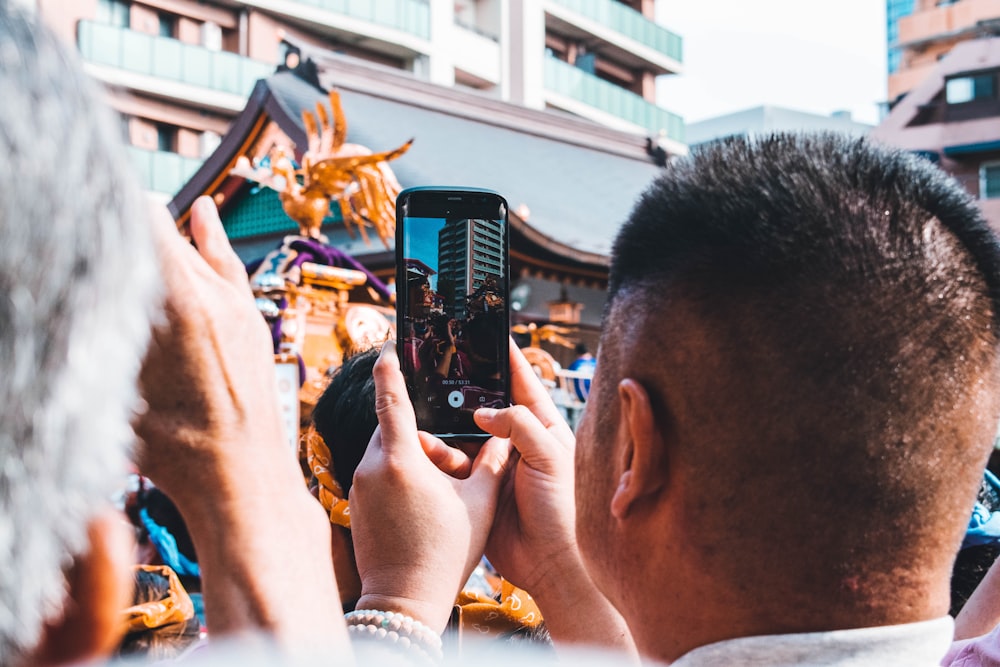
[963,469,1000,550]
[140,507,201,578]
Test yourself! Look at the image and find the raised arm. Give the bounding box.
[133,197,349,657]
[474,343,637,658]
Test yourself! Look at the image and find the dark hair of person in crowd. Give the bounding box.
[951,474,1000,616]
[116,568,201,661]
[143,488,197,565]
[500,621,553,650]
[590,132,1000,625]
[313,346,380,495]
[125,484,200,590]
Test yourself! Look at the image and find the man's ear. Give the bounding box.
[33,508,135,667]
[610,378,666,520]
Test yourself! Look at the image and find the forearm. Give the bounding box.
[529,557,637,660]
[435,347,455,377]
[176,457,350,658]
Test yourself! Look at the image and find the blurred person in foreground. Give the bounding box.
[348,133,1000,666]
[0,3,345,665]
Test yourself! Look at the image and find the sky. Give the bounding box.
[404,217,446,290]
[655,1,888,126]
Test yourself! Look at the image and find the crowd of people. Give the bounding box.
[8,2,1000,666]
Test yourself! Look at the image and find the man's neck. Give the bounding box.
[622,561,951,664]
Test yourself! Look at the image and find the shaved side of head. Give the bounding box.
[594,133,1000,619]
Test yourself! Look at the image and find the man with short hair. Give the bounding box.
[350,133,1000,666]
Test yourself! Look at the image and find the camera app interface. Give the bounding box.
[401,216,507,434]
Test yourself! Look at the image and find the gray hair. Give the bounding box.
[0,4,160,662]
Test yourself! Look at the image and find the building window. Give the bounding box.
[156,124,177,153]
[158,13,176,38]
[118,113,132,144]
[96,0,130,28]
[946,73,997,104]
[982,163,1000,200]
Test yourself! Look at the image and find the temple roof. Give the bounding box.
[170,41,667,276]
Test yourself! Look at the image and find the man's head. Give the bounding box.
[575,133,1000,657]
[0,4,159,664]
[312,346,380,496]
[311,346,379,608]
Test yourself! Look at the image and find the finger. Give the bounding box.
[475,405,569,471]
[372,341,421,458]
[189,196,250,292]
[420,431,472,479]
[149,202,198,270]
[508,341,574,437]
[469,436,513,484]
[146,204,209,318]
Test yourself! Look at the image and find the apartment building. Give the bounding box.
[887,0,1000,105]
[685,105,873,149]
[27,0,684,200]
[873,37,1000,230]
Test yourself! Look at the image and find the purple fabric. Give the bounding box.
[245,237,391,302]
[246,236,391,386]
[245,257,263,275]
[266,296,288,351]
[286,237,392,301]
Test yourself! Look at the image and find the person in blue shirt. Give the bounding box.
[568,342,596,403]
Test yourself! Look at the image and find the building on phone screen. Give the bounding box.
[437,218,505,320]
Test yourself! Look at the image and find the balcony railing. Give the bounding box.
[544,56,684,142]
[77,20,275,97]
[127,146,203,196]
[286,0,431,40]
[549,0,682,64]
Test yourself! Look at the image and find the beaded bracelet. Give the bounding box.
[345,609,444,664]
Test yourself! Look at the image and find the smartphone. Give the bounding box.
[396,187,511,441]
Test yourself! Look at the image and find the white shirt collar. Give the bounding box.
[670,616,954,667]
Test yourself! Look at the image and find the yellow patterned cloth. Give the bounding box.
[122,564,195,632]
[304,426,351,528]
[454,579,543,639]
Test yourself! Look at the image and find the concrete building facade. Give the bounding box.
[437,217,506,319]
[25,0,685,200]
[684,105,873,150]
[887,0,1000,105]
[873,37,1000,230]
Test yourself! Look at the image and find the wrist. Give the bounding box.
[155,425,301,520]
[354,593,450,636]
[181,483,345,647]
[526,554,635,655]
[346,609,444,664]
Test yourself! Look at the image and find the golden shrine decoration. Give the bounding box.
[231,89,412,247]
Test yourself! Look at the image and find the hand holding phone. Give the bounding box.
[395,187,512,441]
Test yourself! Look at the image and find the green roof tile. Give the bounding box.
[222,187,344,240]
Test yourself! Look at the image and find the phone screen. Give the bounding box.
[396,189,510,440]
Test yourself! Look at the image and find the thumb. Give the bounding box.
[372,341,421,458]
[189,196,250,291]
[475,405,567,475]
